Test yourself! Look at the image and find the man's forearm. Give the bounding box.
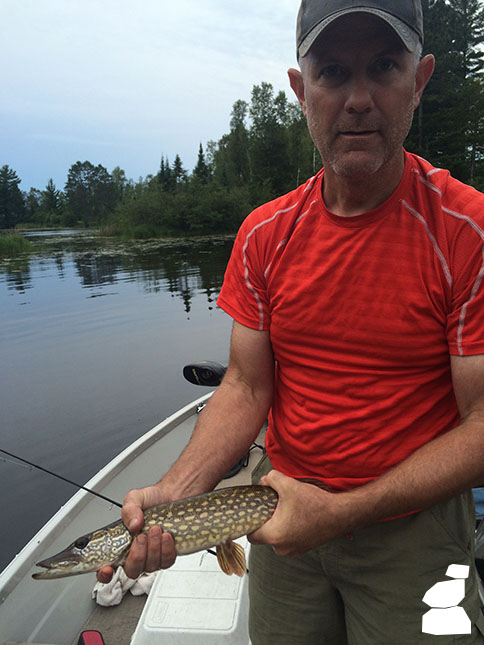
[345,413,484,530]
[157,374,272,500]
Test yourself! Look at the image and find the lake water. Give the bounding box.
[0,230,234,572]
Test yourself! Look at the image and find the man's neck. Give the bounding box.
[322,151,406,218]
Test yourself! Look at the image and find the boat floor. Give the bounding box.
[76,594,146,645]
[72,437,265,645]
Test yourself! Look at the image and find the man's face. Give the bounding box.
[290,14,427,180]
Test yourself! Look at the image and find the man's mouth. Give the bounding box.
[340,130,377,136]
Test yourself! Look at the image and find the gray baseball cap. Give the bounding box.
[297,0,424,57]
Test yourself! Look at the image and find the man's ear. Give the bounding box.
[288,68,307,117]
[414,54,435,110]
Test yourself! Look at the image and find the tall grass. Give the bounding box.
[0,233,33,256]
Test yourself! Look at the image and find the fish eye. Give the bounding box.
[75,536,90,549]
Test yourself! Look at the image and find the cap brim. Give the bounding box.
[298,8,421,57]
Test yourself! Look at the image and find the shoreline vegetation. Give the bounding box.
[3,3,484,245]
[2,82,316,243]
[0,232,33,256]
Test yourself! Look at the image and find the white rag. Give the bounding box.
[92,566,157,606]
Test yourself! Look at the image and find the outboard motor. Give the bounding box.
[183,361,227,387]
[183,361,250,479]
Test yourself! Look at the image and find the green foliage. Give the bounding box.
[111,166,128,201]
[194,144,210,184]
[65,161,118,225]
[0,232,32,256]
[24,188,42,223]
[0,166,25,229]
[172,154,188,189]
[406,0,484,183]
[209,82,314,202]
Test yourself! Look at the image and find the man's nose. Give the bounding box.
[344,77,374,114]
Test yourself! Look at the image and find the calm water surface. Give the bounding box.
[0,230,234,572]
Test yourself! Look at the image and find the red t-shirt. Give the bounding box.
[217,152,484,491]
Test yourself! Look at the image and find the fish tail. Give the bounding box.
[216,540,247,577]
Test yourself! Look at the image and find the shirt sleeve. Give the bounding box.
[217,213,271,331]
[446,219,484,356]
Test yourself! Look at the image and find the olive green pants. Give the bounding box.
[249,455,484,644]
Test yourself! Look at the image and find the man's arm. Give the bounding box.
[98,321,274,580]
[250,354,484,556]
[156,321,274,499]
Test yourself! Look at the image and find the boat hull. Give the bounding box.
[0,394,213,644]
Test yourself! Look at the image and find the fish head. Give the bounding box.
[32,520,132,580]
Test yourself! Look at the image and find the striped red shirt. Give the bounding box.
[217,152,484,490]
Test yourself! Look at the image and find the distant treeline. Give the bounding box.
[2,0,484,237]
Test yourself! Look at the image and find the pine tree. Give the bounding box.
[42,179,60,212]
[158,155,175,192]
[407,0,484,182]
[172,154,187,187]
[0,165,25,228]
[194,144,210,184]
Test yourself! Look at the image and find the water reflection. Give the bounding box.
[1,233,234,314]
[1,255,33,294]
[0,230,235,572]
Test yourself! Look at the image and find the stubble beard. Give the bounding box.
[309,102,416,180]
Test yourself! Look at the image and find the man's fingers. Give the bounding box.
[123,527,177,578]
[261,469,290,492]
[97,565,115,583]
[97,484,177,581]
[160,532,176,569]
[122,502,145,533]
[121,491,146,533]
[124,533,149,579]
[144,526,162,572]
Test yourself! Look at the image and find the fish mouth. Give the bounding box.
[32,565,75,580]
[32,564,89,579]
[32,554,86,579]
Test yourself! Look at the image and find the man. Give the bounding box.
[99,1,484,642]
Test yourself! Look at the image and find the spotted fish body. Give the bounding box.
[33,485,278,580]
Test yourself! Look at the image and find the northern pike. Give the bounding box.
[32,485,278,580]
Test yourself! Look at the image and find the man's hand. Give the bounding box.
[248,470,350,557]
[96,485,177,582]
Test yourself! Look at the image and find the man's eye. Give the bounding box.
[375,58,396,73]
[320,65,346,81]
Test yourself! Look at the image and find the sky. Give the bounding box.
[1,0,301,193]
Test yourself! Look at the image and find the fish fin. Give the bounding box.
[216,540,247,577]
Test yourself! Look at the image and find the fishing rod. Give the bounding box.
[1,447,225,560]
[0,448,122,508]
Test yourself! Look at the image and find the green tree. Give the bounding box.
[193,144,210,184]
[249,82,293,196]
[286,101,318,187]
[0,165,25,229]
[172,154,188,188]
[43,179,59,211]
[158,155,175,192]
[111,166,127,202]
[407,0,484,183]
[65,161,117,224]
[24,188,42,223]
[452,0,484,77]
[37,179,63,224]
[228,99,250,186]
